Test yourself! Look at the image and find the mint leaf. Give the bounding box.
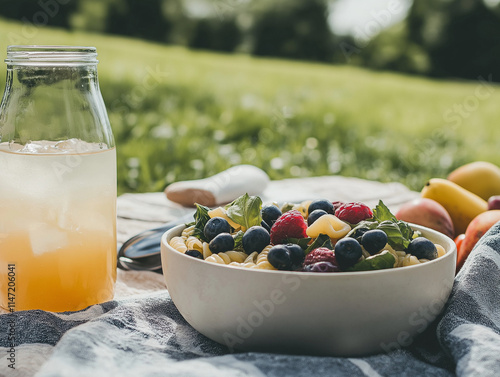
[347,220,379,241]
[366,200,414,250]
[192,203,210,242]
[376,221,408,250]
[372,200,396,222]
[305,233,333,254]
[348,250,396,271]
[286,237,312,250]
[397,220,414,244]
[226,193,262,229]
[232,230,245,251]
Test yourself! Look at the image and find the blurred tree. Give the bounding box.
[251,0,335,62]
[358,22,430,75]
[70,0,110,33]
[431,0,500,80]
[189,17,242,52]
[161,0,190,45]
[0,0,78,28]
[406,0,449,48]
[105,0,170,42]
[408,0,500,80]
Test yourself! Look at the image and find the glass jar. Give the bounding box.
[0,46,116,312]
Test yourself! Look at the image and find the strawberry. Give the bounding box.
[270,210,308,245]
[335,202,373,224]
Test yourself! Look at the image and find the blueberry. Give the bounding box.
[242,226,270,254]
[349,227,370,241]
[407,237,437,260]
[335,238,363,270]
[286,243,305,269]
[308,199,335,215]
[267,245,292,270]
[209,233,234,253]
[185,249,204,259]
[204,217,231,241]
[361,230,388,255]
[303,261,339,273]
[307,209,328,226]
[261,220,271,232]
[262,205,282,226]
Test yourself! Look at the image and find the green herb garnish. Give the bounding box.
[348,200,414,250]
[225,193,263,229]
[192,203,211,242]
[347,250,396,271]
[286,237,312,250]
[305,233,333,254]
[232,230,245,251]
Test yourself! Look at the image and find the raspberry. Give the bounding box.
[303,261,339,273]
[335,202,373,224]
[332,201,344,213]
[304,247,337,266]
[270,210,308,245]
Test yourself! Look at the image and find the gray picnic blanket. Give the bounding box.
[2,224,500,377]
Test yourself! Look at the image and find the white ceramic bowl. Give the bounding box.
[160,224,456,356]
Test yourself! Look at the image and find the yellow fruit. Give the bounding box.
[306,214,350,239]
[447,161,500,201]
[208,207,241,230]
[421,178,488,234]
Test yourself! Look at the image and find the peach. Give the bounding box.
[457,210,500,272]
[395,198,455,239]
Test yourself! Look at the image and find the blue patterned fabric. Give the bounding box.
[2,224,500,376]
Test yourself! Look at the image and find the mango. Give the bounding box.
[447,161,500,201]
[395,198,455,239]
[421,178,488,235]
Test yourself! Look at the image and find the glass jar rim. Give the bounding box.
[5,45,98,66]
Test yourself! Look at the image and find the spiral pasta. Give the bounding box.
[250,260,275,270]
[185,236,203,252]
[229,252,258,268]
[383,245,421,268]
[181,225,196,238]
[244,252,259,264]
[202,242,212,259]
[401,254,421,267]
[436,244,446,258]
[205,251,248,265]
[169,236,188,253]
[255,245,272,265]
[226,248,276,270]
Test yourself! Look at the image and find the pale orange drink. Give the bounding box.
[0,140,117,312]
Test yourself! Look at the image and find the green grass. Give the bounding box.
[1,17,500,195]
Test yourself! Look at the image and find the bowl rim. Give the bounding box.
[161,223,457,278]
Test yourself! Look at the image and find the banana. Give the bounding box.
[421,178,488,234]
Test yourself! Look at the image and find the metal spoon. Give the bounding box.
[117,214,193,273]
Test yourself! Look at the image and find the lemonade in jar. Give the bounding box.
[0,46,117,312]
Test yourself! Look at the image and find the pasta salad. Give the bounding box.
[169,194,446,272]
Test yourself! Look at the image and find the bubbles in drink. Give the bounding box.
[3,138,106,154]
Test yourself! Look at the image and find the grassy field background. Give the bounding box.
[1,18,500,195]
